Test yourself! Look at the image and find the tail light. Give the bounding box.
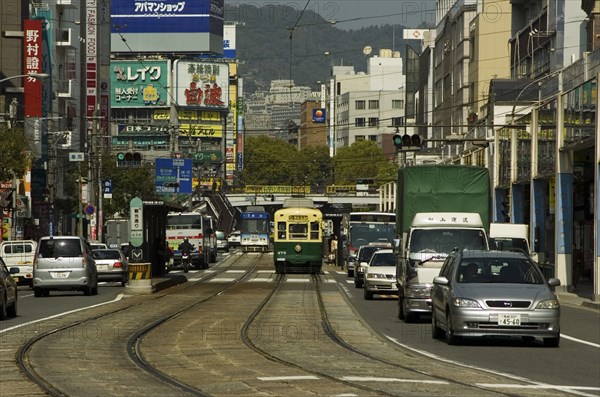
[113,261,123,268]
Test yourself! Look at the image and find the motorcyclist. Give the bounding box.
[178,238,194,272]
[178,237,194,255]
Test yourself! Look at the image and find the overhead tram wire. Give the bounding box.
[288,1,312,126]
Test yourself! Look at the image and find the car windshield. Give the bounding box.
[456,257,545,284]
[369,252,395,267]
[216,231,225,239]
[358,246,382,262]
[410,228,487,254]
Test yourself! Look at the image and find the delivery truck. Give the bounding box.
[395,164,490,322]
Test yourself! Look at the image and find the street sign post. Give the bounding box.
[129,197,144,248]
[155,158,193,194]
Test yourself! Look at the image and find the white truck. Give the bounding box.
[0,240,37,287]
[489,222,538,262]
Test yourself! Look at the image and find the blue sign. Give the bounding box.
[103,180,112,197]
[111,1,220,33]
[155,158,193,194]
[312,108,326,123]
[241,212,269,220]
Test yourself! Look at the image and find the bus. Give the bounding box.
[273,198,323,274]
[343,212,396,271]
[240,206,270,252]
[165,211,214,270]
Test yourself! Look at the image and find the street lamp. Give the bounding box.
[0,72,49,84]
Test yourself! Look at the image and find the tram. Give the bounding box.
[273,198,324,274]
[240,206,271,252]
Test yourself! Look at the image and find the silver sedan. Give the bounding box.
[92,249,129,286]
[431,250,561,347]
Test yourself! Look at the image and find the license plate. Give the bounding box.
[498,313,521,326]
[51,271,70,279]
[97,264,109,271]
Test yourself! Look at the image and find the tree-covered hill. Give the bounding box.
[225,4,428,92]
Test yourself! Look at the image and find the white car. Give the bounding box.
[363,249,397,300]
[227,231,241,247]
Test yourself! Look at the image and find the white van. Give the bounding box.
[0,240,37,287]
[489,223,538,261]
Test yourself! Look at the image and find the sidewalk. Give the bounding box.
[556,276,600,310]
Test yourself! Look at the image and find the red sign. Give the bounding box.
[23,19,43,117]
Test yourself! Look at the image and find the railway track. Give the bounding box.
[2,252,575,396]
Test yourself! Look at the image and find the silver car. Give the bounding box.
[33,236,98,297]
[363,249,397,300]
[431,250,561,347]
[92,249,128,286]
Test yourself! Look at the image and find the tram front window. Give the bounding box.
[289,223,308,239]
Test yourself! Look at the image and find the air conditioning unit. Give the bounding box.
[56,28,72,47]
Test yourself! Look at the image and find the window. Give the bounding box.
[368,117,379,127]
[391,117,403,126]
[355,118,366,127]
[369,135,377,142]
[369,100,379,109]
[355,100,366,110]
[392,100,404,109]
[355,135,365,141]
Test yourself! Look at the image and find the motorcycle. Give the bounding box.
[181,251,191,273]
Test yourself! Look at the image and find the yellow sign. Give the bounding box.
[178,109,199,120]
[153,109,170,120]
[201,111,220,121]
[180,124,223,137]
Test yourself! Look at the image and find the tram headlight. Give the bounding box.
[294,244,302,253]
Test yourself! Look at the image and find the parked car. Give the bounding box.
[216,230,229,252]
[353,243,392,287]
[227,230,241,247]
[363,249,397,300]
[0,239,36,287]
[0,257,18,320]
[431,249,561,347]
[33,236,98,297]
[92,249,128,286]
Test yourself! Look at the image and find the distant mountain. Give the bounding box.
[225,4,430,93]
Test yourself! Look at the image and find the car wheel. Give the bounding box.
[0,298,7,320]
[34,287,44,298]
[363,288,373,300]
[543,334,560,347]
[431,308,444,339]
[445,311,460,345]
[83,284,92,296]
[92,283,99,296]
[7,297,17,317]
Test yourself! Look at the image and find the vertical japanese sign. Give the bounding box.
[23,20,43,117]
[86,0,98,136]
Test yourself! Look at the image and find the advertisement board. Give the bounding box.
[174,60,229,110]
[23,20,43,117]
[110,0,224,54]
[110,60,170,107]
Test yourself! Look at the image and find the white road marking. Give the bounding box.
[0,294,125,334]
[208,278,237,282]
[386,335,600,397]
[258,376,319,381]
[341,376,447,384]
[225,270,247,273]
[477,384,600,392]
[249,278,272,282]
[561,334,600,348]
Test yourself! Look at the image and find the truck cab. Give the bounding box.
[396,212,489,322]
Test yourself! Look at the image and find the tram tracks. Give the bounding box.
[14,252,263,397]
[6,253,576,397]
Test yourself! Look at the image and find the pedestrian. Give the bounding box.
[329,234,338,265]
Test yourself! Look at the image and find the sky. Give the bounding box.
[226,1,436,30]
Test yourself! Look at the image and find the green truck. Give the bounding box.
[395,164,491,322]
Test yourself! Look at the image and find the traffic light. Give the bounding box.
[393,133,403,149]
[401,133,412,148]
[411,134,421,147]
[116,152,142,167]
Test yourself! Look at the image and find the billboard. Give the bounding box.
[110,60,170,107]
[174,60,229,110]
[23,19,43,117]
[110,0,224,54]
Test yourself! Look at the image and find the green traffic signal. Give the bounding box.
[393,134,403,148]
